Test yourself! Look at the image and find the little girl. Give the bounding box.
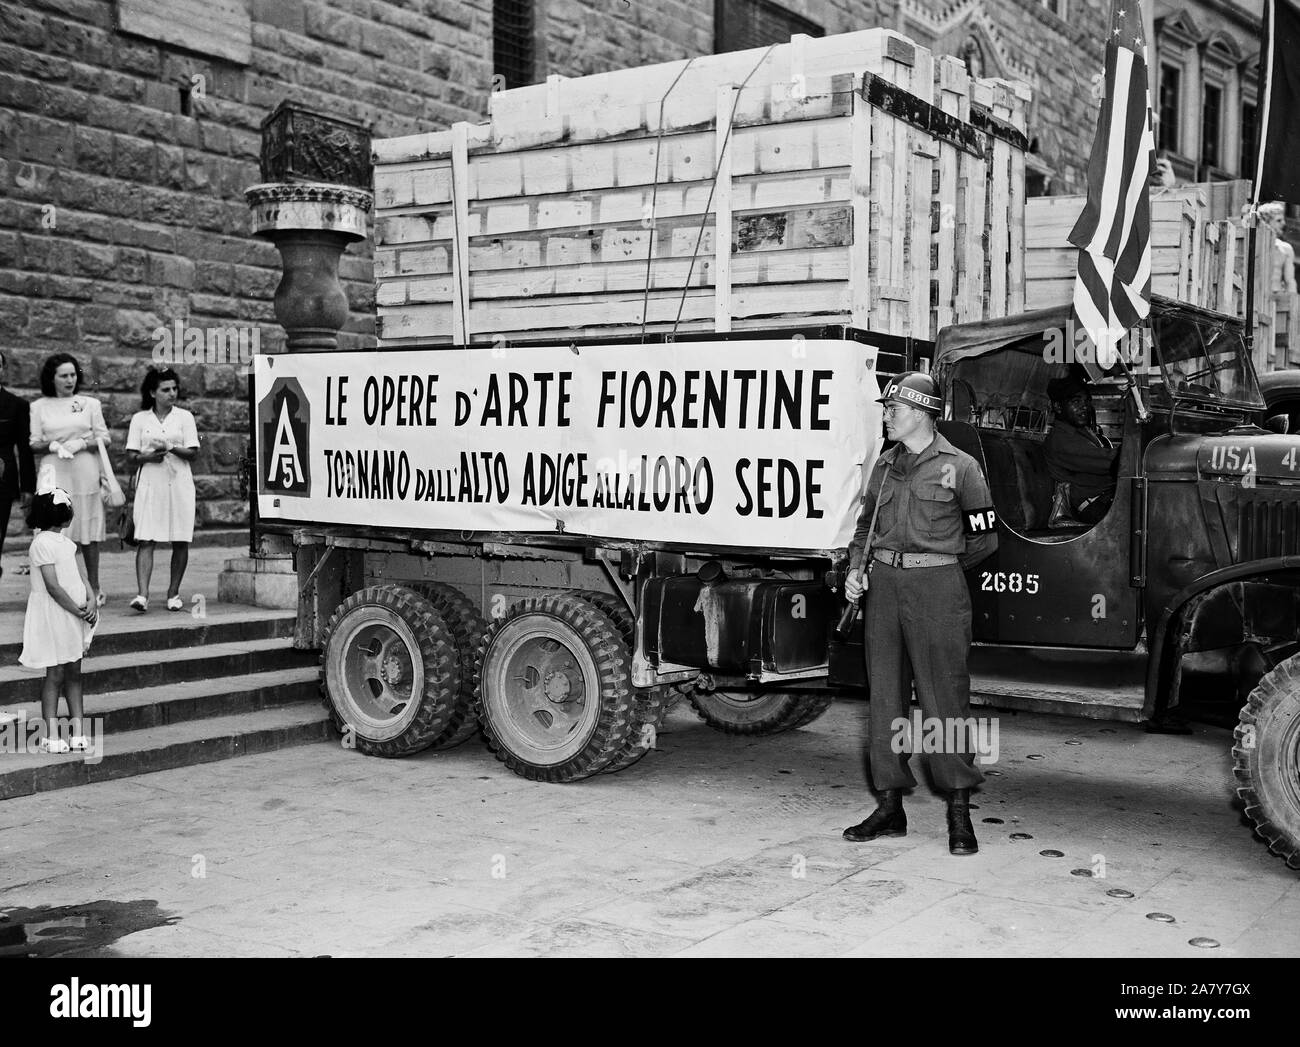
[19,469,97,754]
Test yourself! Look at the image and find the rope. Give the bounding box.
[639,57,697,343]
[672,45,778,339]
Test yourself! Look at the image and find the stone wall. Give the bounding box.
[0,0,495,533]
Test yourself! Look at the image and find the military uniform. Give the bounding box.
[847,431,997,792]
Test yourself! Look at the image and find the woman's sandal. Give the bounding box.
[130,595,148,613]
[39,738,71,755]
[166,596,183,612]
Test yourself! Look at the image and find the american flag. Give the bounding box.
[1068,0,1157,370]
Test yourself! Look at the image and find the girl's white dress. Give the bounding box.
[28,396,109,545]
[126,407,200,542]
[19,529,95,669]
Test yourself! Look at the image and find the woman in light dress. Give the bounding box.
[28,354,109,606]
[126,367,200,612]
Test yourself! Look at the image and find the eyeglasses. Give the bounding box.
[881,404,912,417]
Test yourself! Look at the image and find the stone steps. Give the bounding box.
[0,601,331,799]
[0,703,331,800]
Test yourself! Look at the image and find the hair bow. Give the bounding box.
[35,464,73,506]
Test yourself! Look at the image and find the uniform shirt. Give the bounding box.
[1042,419,1117,504]
[847,431,998,572]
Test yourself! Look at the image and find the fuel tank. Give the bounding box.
[640,575,832,679]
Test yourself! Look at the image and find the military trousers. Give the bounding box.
[864,560,986,792]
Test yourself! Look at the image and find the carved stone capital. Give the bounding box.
[245,182,373,241]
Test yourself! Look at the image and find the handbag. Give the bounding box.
[97,438,126,508]
[117,467,141,548]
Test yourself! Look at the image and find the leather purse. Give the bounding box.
[117,468,140,548]
[97,438,126,508]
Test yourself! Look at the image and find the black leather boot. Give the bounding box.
[842,789,906,841]
[947,788,978,855]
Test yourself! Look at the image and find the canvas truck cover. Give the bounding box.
[253,339,882,553]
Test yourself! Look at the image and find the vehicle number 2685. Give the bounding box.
[980,571,1040,594]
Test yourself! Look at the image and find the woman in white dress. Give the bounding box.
[28,354,109,605]
[126,368,200,612]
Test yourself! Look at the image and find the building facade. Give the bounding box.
[0,0,1273,533]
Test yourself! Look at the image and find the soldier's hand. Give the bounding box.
[844,568,865,601]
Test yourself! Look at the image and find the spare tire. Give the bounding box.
[689,689,833,736]
[408,581,487,751]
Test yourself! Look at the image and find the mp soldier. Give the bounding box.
[841,372,998,855]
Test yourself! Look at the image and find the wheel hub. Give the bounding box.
[543,668,574,704]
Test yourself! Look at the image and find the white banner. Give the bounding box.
[253,339,882,551]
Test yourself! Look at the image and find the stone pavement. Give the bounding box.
[1,699,1295,957]
[0,542,239,614]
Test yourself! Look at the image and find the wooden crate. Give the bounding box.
[370,29,1029,347]
[1025,180,1300,370]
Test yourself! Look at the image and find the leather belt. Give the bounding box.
[873,549,959,569]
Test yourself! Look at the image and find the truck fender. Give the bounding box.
[1144,555,1300,720]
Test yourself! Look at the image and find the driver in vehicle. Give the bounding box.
[1042,372,1118,526]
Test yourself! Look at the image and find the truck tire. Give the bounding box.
[572,589,671,774]
[320,585,461,757]
[689,689,834,736]
[1233,654,1300,869]
[476,593,637,782]
[408,582,487,751]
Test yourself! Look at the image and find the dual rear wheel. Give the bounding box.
[321,582,832,781]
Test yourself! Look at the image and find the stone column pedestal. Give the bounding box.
[218,182,372,608]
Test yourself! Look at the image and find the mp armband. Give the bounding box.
[963,507,997,536]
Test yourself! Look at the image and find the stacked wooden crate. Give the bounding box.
[1024,181,1300,371]
[370,29,1029,347]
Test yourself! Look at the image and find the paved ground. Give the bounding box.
[1,699,1295,957]
[0,543,236,614]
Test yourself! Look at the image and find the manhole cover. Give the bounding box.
[1010,832,1033,840]
[1189,937,1219,949]
[1039,849,1064,858]
[1070,868,1094,877]
[982,817,1004,824]
[1146,912,1175,923]
[1106,888,1134,899]
[1065,740,1083,746]
[1026,754,1045,760]
[985,769,1004,777]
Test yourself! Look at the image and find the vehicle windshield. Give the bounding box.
[1150,311,1264,408]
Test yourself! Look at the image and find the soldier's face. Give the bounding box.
[883,402,925,442]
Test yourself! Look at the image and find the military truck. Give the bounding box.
[247,26,1299,868]
[899,294,1298,868]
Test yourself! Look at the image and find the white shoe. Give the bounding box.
[39,738,71,755]
[166,596,183,612]
[69,736,91,752]
[130,595,148,613]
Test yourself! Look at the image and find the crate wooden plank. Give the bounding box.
[460,204,850,273]
[1005,86,1028,313]
[849,90,872,329]
[887,57,912,335]
[933,57,966,332]
[716,85,735,333]
[449,122,471,344]
[908,49,935,338]
[376,170,852,241]
[377,303,453,341]
[979,80,1010,318]
[466,282,852,334]
[467,119,853,203]
[466,247,850,298]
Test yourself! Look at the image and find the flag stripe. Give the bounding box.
[1068,0,1157,370]
[1253,0,1275,204]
